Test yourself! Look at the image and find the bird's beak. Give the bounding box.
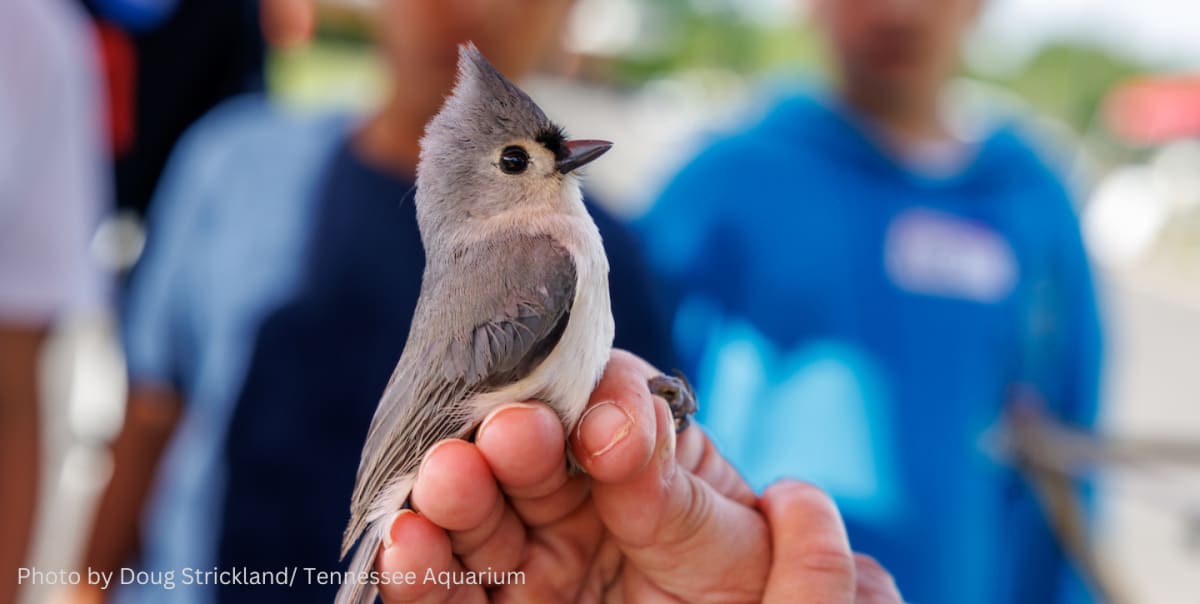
[556,139,613,174]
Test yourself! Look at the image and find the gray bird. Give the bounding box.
[336,44,695,604]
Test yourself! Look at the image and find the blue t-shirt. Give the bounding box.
[638,94,1102,604]
[120,96,674,603]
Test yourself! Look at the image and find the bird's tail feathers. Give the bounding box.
[341,515,369,561]
[334,520,383,604]
[342,475,415,560]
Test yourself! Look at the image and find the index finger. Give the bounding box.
[474,401,589,527]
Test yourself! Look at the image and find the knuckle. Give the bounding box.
[798,548,857,581]
[668,475,715,547]
[765,479,824,502]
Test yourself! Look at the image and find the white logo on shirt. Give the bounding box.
[884,208,1018,303]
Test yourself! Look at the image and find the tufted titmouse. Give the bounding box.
[335,44,695,604]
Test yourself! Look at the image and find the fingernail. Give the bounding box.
[477,402,542,441]
[577,401,633,458]
[383,510,415,549]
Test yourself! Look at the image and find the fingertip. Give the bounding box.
[571,352,661,483]
[760,480,856,604]
[382,510,403,549]
[476,401,565,494]
[412,439,499,532]
[476,401,547,443]
[576,401,634,458]
[570,398,655,483]
[377,512,452,602]
[760,479,849,552]
[606,349,657,375]
[590,351,659,407]
[760,479,834,519]
[383,510,437,554]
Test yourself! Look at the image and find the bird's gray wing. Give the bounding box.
[436,236,577,388]
[343,234,577,555]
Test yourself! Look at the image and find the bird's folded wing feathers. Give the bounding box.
[342,234,577,556]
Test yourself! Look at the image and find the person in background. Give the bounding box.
[638,0,1103,603]
[0,1,109,603]
[73,1,673,603]
[81,0,304,216]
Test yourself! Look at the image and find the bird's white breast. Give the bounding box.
[466,197,615,430]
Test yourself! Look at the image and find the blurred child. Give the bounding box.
[639,1,1102,603]
[1,1,108,602]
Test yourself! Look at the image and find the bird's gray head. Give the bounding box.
[415,43,611,245]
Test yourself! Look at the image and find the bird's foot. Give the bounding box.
[648,371,698,433]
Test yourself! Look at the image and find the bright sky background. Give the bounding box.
[972,0,1200,70]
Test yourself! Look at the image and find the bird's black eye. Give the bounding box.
[499,146,529,175]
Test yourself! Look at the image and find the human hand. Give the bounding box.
[758,480,902,603]
[375,349,901,603]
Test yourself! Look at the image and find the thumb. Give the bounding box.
[570,350,770,601]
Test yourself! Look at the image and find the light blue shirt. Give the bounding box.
[119,97,349,603]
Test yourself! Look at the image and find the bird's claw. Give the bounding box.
[648,371,698,433]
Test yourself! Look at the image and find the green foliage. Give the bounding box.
[974,44,1144,133]
[607,6,824,85]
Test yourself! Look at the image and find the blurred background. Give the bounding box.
[7,0,1200,602]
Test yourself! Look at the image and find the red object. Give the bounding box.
[94,21,137,156]
[1104,76,1200,145]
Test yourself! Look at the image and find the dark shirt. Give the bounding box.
[83,0,265,214]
